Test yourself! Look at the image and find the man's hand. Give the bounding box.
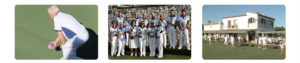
[50,41,57,50]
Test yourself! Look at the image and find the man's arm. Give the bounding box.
[50,32,65,49]
[184,21,191,30]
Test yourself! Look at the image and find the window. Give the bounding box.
[260,18,266,24]
[228,20,231,28]
[248,18,255,23]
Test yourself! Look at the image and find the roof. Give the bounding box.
[222,14,247,19]
[222,12,275,20]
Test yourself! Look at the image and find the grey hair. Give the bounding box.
[48,5,59,13]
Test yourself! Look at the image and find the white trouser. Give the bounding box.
[139,37,146,56]
[158,35,164,58]
[179,29,190,50]
[110,37,117,56]
[117,38,125,56]
[121,38,126,55]
[149,37,156,56]
[163,33,167,48]
[126,33,129,46]
[168,26,176,49]
[62,33,89,59]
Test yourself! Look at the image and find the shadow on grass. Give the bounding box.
[76,28,98,59]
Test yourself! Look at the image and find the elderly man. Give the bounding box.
[48,5,89,59]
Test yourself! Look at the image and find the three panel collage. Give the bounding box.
[10,0,296,63]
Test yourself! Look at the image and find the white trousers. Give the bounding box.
[62,33,89,59]
[149,37,156,56]
[158,36,164,58]
[110,37,117,56]
[126,33,129,46]
[117,38,125,56]
[179,29,190,50]
[162,33,167,48]
[168,26,176,49]
[139,37,146,56]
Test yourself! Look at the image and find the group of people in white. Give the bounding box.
[109,9,191,58]
[203,33,285,53]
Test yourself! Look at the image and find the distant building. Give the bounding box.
[203,12,279,42]
[204,12,275,32]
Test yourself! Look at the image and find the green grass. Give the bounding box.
[15,5,98,59]
[203,40,285,59]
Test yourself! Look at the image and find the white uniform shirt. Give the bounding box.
[124,20,131,32]
[178,15,190,30]
[133,18,141,26]
[140,18,149,27]
[110,27,118,39]
[118,27,126,40]
[130,26,138,38]
[158,19,167,27]
[150,18,158,27]
[262,37,267,45]
[167,15,177,26]
[157,25,166,36]
[116,16,124,27]
[53,12,87,39]
[147,27,157,38]
[138,27,147,38]
[124,20,131,27]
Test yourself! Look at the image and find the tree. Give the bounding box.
[274,26,285,31]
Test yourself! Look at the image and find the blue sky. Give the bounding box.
[203,5,285,27]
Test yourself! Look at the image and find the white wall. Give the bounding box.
[203,23,223,31]
[222,12,259,30]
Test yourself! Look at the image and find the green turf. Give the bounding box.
[203,40,285,59]
[15,5,98,59]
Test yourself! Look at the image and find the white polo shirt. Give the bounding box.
[178,15,190,30]
[140,18,148,27]
[53,12,87,39]
[116,16,124,27]
[167,15,177,26]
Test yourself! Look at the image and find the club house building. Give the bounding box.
[203,12,284,43]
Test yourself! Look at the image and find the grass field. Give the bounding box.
[15,5,98,59]
[203,40,285,59]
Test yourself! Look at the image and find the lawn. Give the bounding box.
[15,5,98,59]
[203,40,285,59]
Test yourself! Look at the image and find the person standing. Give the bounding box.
[159,14,167,48]
[117,22,126,56]
[178,9,191,50]
[129,20,139,56]
[157,20,166,58]
[148,20,157,57]
[167,10,177,49]
[109,21,118,56]
[138,21,147,57]
[116,11,124,27]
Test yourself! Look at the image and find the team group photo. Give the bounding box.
[108,5,191,59]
